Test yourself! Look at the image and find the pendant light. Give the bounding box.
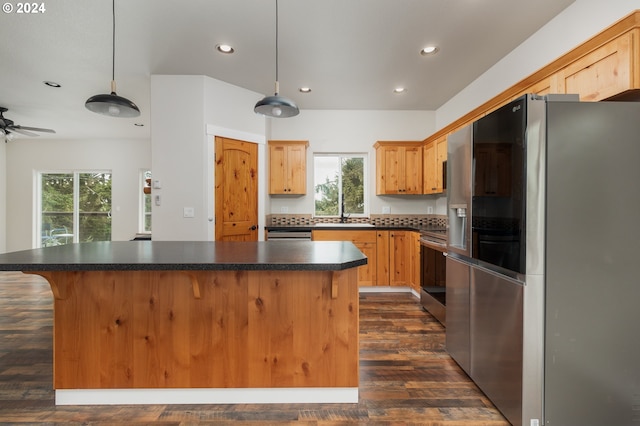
[85,0,140,118]
[254,0,299,118]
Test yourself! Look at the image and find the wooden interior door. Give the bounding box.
[214,136,258,241]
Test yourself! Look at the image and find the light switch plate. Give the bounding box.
[382,206,391,214]
[183,207,195,218]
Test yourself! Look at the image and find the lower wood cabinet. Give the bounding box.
[313,230,377,286]
[376,230,418,288]
[375,231,389,286]
[313,229,421,289]
[388,230,411,287]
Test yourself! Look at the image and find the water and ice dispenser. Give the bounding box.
[448,204,468,253]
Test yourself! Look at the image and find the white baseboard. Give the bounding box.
[358,286,420,298]
[55,387,358,406]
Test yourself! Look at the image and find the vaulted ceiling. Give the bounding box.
[0,0,575,140]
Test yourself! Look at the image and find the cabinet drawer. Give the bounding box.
[312,229,377,243]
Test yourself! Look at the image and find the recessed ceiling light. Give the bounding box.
[420,46,439,56]
[299,87,312,93]
[215,44,235,54]
[393,87,406,94]
[43,81,61,88]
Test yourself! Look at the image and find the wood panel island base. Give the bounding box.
[0,241,367,405]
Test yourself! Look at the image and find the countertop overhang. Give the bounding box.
[0,241,368,272]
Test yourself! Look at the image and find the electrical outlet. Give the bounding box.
[427,206,434,214]
[382,206,391,214]
[280,206,289,213]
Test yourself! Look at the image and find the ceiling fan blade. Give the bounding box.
[8,127,40,137]
[13,125,56,134]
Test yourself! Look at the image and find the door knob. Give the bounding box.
[249,225,257,231]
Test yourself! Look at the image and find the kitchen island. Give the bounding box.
[0,241,367,405]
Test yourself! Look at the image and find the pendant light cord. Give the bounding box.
[111,0,116,82]
[275,0,279,89]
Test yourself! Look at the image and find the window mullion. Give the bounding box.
[73,173,80,243]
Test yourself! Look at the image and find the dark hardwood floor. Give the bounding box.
[0,271,509,425]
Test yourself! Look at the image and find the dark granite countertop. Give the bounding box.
[0,241,367,272]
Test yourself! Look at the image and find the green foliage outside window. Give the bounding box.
[41,172,112,246]
[314,156,365,217]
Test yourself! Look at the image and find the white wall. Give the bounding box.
[5,138,150,252]
[150,75,266,241]
[437,0,640,129]
[269,109,445,216]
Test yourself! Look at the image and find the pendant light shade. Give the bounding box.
[254,0,299,118]
[254,83,299,118]
[86,81,140,117]
[85,0,140,118]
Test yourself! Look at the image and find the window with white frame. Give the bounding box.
[314,154,367,217]
[141,170,152,233]
[39,171,112,247]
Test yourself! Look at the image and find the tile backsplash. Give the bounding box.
[267,214,447,228]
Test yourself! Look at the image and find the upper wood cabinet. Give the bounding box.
[268,140,308,195]
[421,12,640,151]
[374,141,423,195]
[556,30,638,101]
[423,136,447,195]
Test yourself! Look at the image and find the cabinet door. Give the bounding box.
[423,137,447,194]
[423,142,436,194]
[377,146,403,194]
[285,144,307,194]
[313,230,377,286]
[389,231,410,286]
[353,241,377,286]
[268,144,288,194]
[557,31,636,101]
[376,231,390,286]
[435,137,447,192]
[403,146,423,194]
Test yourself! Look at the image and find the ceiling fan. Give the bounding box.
[0,107,56,141]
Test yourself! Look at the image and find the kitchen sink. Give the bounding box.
[314,223,375,227]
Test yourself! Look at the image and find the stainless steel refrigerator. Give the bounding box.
[445,94,640,426]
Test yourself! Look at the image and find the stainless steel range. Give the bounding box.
[419,228,447,325]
